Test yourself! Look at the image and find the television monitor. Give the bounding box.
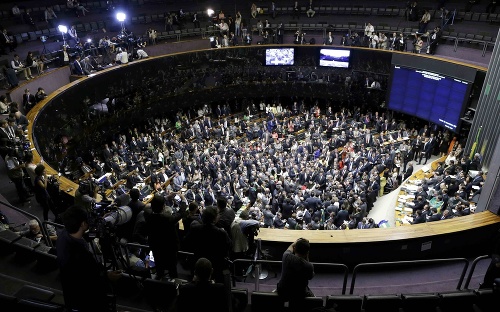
[387,66,471,132]
[318,48,350,68]
[265,48,295,66]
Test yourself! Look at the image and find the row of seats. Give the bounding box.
[0,285,64,312]
[252,5,500,24]
[12,20,107,45]
[250,289,499,312]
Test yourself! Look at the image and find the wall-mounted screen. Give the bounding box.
[387,66,471,132]
[265,48,295,66]
[318,48,350,68]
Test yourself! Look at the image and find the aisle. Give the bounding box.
[367,154,441,227]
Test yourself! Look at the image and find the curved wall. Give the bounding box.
[27,45,500,266]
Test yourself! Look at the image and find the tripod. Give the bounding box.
[41,37,48,55]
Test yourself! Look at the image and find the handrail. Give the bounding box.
[230,257,349,294]
[0,199,52,247]
[41,220,64,248]
[350,257,470,294]
[463,254,490,290]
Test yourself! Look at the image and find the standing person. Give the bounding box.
[419,9,431,33]
[68,25,79,45]
[5,149,31,206]
[293,1,300,19]
[44,6,57,28]
[235,11,242,37]
[56,205,122,312]
[480,230,500,289]
[251,3,258,19]
[276,238,315,303]
[192,12,200,28]
[176,257,230,312]
[145,193,187,280]
[1,28,18,53]
[184,205,232,284]
[33,164,58,221]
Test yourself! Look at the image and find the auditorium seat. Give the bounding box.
[437,290,478,312]
[325,294,363,312]
[142,278,178,311]
[251,291,286,312]
[288,296,324,312]
[401,293,440,312]
[474,288,498,312]
[231,288,249,312]
[17,299,65,311]
[362,294,403,312]
[0,292,18,310]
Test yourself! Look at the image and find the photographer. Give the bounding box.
[276,238,315,303]
[56,205,122,312]
[74,179,100,211]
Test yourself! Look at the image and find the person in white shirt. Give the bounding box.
[364,23,374,37]
[68,25,79,44]
[369,33,379,48]
[11,54,33,80]
[115,48,129,64]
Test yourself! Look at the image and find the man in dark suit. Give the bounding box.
[419,137,433,165]
[72,55,85,75]
[403,162,414,181]
[22,88,36,113]
[412,136,423,161]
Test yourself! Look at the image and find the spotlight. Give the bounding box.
[207,9,214,17]
[58,25,68,33]
[58,25,68,46]
[87,38,92,43]
[116,12,126,22]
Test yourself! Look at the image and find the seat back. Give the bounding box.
[325,295,363,312]
[363,294,403,312]
[251,291,286,312]
[401,293,440,312]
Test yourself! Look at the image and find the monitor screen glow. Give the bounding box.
[265,48,295,66]
[387,66,470,132]
[318,49,350,68]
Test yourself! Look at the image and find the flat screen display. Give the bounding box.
[387,66,470,132]
[265,48,294,66]
[318,49,350,68]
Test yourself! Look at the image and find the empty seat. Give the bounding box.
[251,291,285,312]
[14,285,55,303]
[0,292,17,310]
[288,296,324,312]
[17,299,64,312]
[401,293,440,312]
[438,291,478,312]
[474,288,497,312]
[231,288,248,312]
[142,278,178,312]
[363,294,403,312]
[325,295,363,312]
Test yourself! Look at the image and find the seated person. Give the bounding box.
[176,257,230,312]
[18,219,58,246]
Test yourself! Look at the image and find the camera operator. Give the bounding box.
[56,205,122,312]
[74,179,100,211]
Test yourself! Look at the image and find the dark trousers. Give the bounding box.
[10,176,29,203]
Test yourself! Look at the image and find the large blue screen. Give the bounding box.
[388,66,470,132]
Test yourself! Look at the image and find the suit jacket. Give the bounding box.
[73,60,84,75]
